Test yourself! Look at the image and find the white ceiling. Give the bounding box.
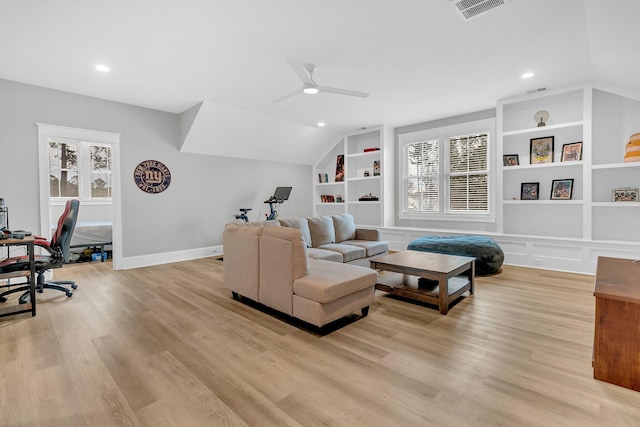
[2,0,640,164]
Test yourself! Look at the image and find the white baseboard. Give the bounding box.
[117,245,223,270]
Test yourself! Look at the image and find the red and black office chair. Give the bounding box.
[0,199,80,304]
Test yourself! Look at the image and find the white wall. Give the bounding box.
[0,78,312,265]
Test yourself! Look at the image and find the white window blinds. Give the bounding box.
[402,139,439,213]
[448,133,489,212]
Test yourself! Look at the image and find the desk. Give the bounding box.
[593,256,640,391]
[0,236,36,318]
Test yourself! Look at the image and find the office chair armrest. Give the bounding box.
[34,238,51,247]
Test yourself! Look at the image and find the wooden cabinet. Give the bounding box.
[593,256,640,391]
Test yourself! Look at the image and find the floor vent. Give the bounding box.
[450,0,510,22]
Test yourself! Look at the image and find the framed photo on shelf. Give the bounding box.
[530,136,554,164]
[561,142,582,162]
[612,187,639,202]
[550,178,574,200]
[520,182,540,200]
[503,154,519,166]
[373,160,381,176]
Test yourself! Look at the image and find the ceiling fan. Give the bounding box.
[272,61,370,103]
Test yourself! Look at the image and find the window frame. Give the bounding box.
[398,118,495,223]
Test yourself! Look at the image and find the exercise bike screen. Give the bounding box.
[272,186,292,201]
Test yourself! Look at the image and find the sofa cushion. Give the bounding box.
[307,247,343,262]
[317,243,366,263]
[341,240,388,257]
[332,214,356,242]
[278,217,312,248]
[294,259,377,304]
[308,216,335,247]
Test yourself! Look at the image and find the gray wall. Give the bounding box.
[0,78,312,258]
[394,108,498,232]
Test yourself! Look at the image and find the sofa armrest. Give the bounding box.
[355,228,381,241]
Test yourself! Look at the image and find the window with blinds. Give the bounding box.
[448,133,489,212]
[400,130,490,217]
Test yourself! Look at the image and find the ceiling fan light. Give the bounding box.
[303,84,319,94]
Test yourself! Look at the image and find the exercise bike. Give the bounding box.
[234,208,252,222]
[264,186,292,220]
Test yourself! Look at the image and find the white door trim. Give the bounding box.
[36,123,123,270]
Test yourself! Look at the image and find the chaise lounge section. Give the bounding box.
[223,223,377,328]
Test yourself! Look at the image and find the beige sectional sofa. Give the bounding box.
[230,213,388,266]
[223,221,378,328]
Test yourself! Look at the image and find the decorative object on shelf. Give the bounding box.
[373,160,380,176]
[133,159,171,194]
[358,193,379,201]
[320,194,336,203]
[530,136,554,164]
[336,195,343,203]
[503,154,519,166]
[520,182,540,200]
[324,173,329,183]
[357,168,371,178]
[363,147,380,152]
[623,132,640,162]
[550,178,574,200]
[534,110,549,127]
[364,170,370,177]
[335,155,345,182]
[612,187,639,202]
[561,141,583,162]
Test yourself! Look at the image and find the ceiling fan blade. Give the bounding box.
[287,60,314,84]
[271,89,301,104]
[318,85,370,98]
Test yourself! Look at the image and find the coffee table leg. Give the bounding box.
[438,274,448,315]
[469,260,475,295]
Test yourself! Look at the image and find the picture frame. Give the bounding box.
[561,142,582,162]
[520,182,540,200]
[530,136,554,164]
[335,155,345,182]
[503,154,519,166]
[550,178,574,200]
[373,160,381,176]
[612,187,639,202]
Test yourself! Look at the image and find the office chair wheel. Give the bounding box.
[66,291,73,297]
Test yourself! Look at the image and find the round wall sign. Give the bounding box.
[133,160,171,194]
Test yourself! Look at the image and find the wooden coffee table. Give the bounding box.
[370,250,475,314]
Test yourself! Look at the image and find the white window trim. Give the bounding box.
[37,123,123,270]
[398,118,496,223]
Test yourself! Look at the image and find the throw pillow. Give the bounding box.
[332,214,356,242]
[307,216,335,247]
[278,218,312,248]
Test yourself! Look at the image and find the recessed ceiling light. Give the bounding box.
[317,122,326,127]
[521,72,534,79]
[95,64,110,73]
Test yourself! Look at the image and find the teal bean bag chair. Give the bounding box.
[408,235,504,275]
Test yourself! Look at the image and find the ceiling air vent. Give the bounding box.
[450,0,510,22]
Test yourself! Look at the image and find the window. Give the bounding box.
[399,119,492,221]
[448,133,488,212]
[49,139,112,200]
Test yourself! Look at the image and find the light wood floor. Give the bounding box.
[1,259,640,426]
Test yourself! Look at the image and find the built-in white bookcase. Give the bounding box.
[313,126,392,226]
[496,83,640,273]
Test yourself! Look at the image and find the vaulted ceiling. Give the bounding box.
[2,0,639,164]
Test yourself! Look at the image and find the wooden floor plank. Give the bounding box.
[1,259,640,426]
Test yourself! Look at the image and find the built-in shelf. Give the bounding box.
[592,202,640,207]
[503,161,583,170]
[502,121,583,136]
[592,162,640,170]
[503,200,583,205]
